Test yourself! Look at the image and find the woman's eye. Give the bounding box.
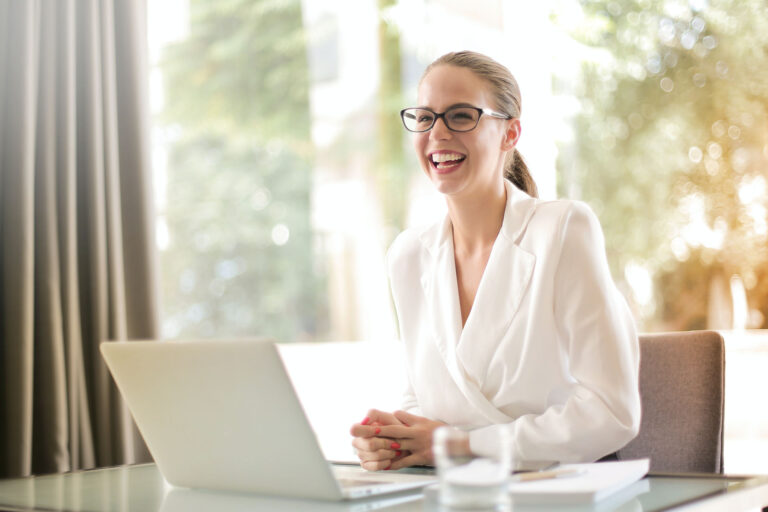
[450,112,473,121]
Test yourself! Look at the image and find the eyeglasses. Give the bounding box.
[399,106,511,133]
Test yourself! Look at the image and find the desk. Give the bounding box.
[0,464,767,512]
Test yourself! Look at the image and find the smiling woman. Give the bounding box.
[349,51,641,472]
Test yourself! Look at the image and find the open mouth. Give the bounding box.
[430,152,466,170]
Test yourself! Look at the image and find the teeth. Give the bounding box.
[431,153,464,163]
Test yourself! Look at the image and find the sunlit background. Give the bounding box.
[147,0,768,473]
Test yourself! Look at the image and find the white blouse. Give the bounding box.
[387,179,641,463]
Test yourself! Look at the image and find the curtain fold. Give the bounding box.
[0,0,158,478]
[0,0,38,479]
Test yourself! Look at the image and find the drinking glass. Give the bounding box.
[433,426,512,509]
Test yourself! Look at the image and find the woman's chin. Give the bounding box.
[429,175,467,196]
[422,163,471,196]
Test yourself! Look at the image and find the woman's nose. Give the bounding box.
[430,117,452,140]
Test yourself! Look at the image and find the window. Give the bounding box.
[149,0,768,337]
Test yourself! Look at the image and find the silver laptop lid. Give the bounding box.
[101,339,343,500]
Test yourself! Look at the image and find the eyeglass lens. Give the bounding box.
[402,107,480,132]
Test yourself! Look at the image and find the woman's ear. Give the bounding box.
[501,119,521,151]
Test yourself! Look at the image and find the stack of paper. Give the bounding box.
[508,459,650,505]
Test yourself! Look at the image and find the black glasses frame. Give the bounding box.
[399,106,511,133]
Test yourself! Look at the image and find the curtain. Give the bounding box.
[0,0,158,478]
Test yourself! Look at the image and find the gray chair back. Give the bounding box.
[617,330,725,473]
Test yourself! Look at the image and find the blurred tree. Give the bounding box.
[557,0,768,330]
[377,0,409,243]
[158,0,323,340]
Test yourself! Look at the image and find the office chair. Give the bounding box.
[616,331,725,473]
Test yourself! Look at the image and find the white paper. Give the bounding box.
[508,458,650,504]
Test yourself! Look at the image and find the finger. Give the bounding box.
[352,411,382,429]
[393,410,422,426]
[352,436,401,452]
[375,424,413,439]
[384,438,426,455]
[366,409,404,426]
[385,439,411,452]
[351,412,379,430]
[356,448,399,462]
[350,424,385,437]
[351,436,375,451]
[361,459,393,472]
[389,452,422,470]
[350,422,390,437]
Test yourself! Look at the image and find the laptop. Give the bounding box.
[100,339,436,500]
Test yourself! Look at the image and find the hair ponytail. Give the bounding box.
[423,51,538,198]
[504,148,538,198]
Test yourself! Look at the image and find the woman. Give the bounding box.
[350,51,640,471]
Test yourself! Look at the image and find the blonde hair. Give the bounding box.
[422,51,538,197]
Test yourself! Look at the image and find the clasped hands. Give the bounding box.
[349,409,446,471]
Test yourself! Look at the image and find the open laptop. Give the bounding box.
[100,339,436,500]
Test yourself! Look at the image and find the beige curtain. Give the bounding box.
[0,0,158,478]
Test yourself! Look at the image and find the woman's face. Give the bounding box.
[413,65,518,199]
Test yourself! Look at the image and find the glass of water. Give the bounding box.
[433,426,512,509]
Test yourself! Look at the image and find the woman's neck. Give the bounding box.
[446,180,507,255]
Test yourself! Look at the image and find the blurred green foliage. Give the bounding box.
[558,0,768,329]
[158,0,323,340]
[377,0,409,244]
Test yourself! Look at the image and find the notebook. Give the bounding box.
[100,339,436,500]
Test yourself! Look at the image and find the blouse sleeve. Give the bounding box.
[469,201,641,462]
[400,374,424,416]
[386,233,425,417]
